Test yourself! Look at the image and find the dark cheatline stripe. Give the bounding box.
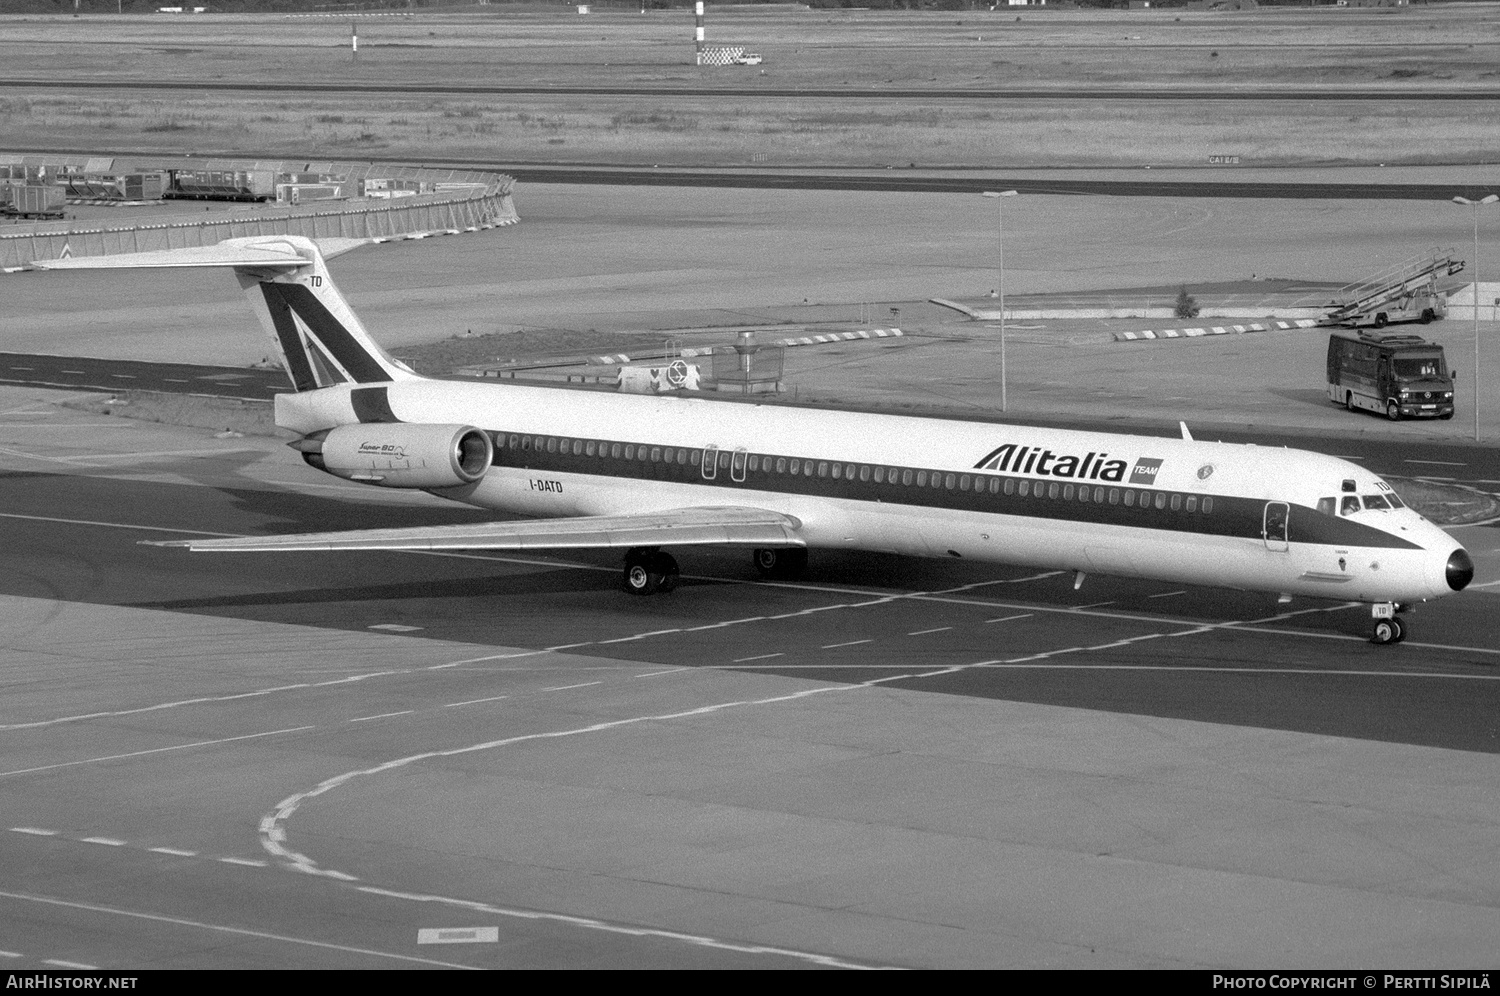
[351,386,400,424]
[491,431,1423,551]
[257,284,317,393]
[274,284,393,385]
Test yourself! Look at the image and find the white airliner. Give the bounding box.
[33,235,1474,645]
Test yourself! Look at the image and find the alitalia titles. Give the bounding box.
[974,443,1162,485]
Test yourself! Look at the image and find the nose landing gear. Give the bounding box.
[1370,603,1407,645]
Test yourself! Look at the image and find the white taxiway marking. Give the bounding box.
[985,613,1033,624]
[733,653,784,663]
[149,847,197,857]
[0,950,19,958]
[219,857,268,867]
[598,628,681,644]
[79,837,126,847]
[0,511,234,537]
[9,827,57,837]
[43,960,98,970]
[1073,601,1116,610]
[1405,459,1467,466]
[542,681,602,692]
[0,726,316,776]
[821,639,873,649]
[417,927,499,945]
[907,627,952,636]
[0,890,479,970]
[634,667,687,678]
[369,623,423,633]
[1147,590,1188,599]
[349,711,414,723]
[444,695,509,708]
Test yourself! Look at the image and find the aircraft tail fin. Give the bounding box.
[31,236,419,392]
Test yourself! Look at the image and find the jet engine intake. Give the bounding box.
[293,423,492,488]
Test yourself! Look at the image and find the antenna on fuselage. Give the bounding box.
[1180,421,1193,442]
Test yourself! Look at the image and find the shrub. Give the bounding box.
[1175,286,1200,319]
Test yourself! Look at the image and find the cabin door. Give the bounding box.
[1262,501,1290,553]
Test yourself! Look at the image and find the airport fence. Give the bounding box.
[0,158,517,270]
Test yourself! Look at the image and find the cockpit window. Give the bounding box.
[1363,494,1391,511]
[1386,493,1405,509]
[1317,497,1336,516]
[1341,495,1361,516]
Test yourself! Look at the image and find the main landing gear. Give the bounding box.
[621,547,679,595]
[1370,602,1408,645]
[752,547,807,581]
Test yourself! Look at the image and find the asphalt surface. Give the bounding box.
[0,352,289,401]
[4,78,1498,103]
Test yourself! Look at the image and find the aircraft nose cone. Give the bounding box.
[1447,548,1475,592]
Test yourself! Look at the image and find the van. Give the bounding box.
[1326,329,1454,421]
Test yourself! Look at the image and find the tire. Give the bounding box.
[653,552,680,593]
[1345,392,1356,413]
[1386,399,1401,421]
[752,547,808,580]
[622,561,662,596]
[1372,620,1397,645]
[1420,308,1434,324]
[1391,617,1406,644]
[1373,313,1388,328]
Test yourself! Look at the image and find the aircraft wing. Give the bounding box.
[27,236,367,270]
[144,506,804,553]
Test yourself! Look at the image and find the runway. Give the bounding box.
[1,389,1497,968]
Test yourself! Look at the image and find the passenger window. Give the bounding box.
[789,459,800,474]
[860,465,871,482]
[1341,495,1360,516]
[1018,480,1030,497]
[509,435,521,449]
[932,473,942,489]
[1063,484,1074,500]
[1203,497,1214,514]
[720,451,732,470]
[804,460,814,477]
[830,463,841,479]
[1316,497,1335,516]
[573,440,583,455]
[650,447,661,462]
[1363,494,1390,510]
[872,466,884,483]
[748,455,759,472]
[818,461,829,478]
[1077,485,1088,502]
[1187,495,1198,512]
[1047,482,1059,499]
[988,477,999,494]
[546,437,558,453]
[1094,487,1104,503]
[610,443,621,458]
[1108,488,1119,505]
[623,444,634,459]
[1003,478,1015,495]
[845,465,856,480]
[1123,490,1135,507]
[1170,493,1181,511]
[520,436,532,451]
[1154,493,1166,510]
[960,475,971,492]
[902,469,913,486]
[916,471,928,487]
[777,457,787,473]
[946,474,956,490]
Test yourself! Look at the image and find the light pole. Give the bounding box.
[982,190,1018,412]
[1453,194,1497,442]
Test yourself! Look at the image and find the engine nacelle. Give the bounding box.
[293,423,492,489]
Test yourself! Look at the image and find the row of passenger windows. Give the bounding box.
[496,433,1215,514]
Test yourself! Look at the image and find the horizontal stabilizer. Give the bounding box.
[142,506,805,554]
[30,241,312,271]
